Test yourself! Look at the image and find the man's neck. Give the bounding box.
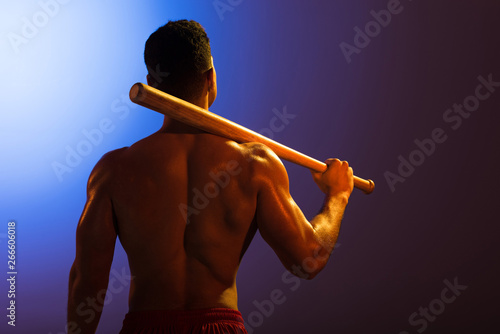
[159,117,205,134]
[189,95,209,110]
[158,93,209,133]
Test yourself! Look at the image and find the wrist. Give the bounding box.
[324,192,349,206]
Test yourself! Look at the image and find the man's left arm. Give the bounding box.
[67,152,118,334]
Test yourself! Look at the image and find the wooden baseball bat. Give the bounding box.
[129,83,375,194]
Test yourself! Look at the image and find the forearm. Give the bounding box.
[67,266,108,334]
[283,195,348,280]
[310,194,349,260]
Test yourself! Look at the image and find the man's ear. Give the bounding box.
[206,67,217,107]
[206,68,215,89]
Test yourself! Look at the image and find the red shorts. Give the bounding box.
[119,308,248,334]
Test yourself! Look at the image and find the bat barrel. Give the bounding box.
[130,83,374,194]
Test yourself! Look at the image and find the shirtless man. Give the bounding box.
[67,20,353,334]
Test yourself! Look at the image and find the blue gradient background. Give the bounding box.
[1,0,499,333]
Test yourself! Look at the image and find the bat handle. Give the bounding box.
[354,176,375,195]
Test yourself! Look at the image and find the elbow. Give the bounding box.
[289,244,332,280]
[305,267,323,280]
[302,262,327,280]
[288,256,329,280]
[67,263,95,297]
[287,261,326,280]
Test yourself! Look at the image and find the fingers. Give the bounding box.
[312,159,354,196]
[324,158,339,166]
[325,158,350,171]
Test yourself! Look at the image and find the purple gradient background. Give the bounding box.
[1,1,499,333]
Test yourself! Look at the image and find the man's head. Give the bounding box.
[144,20,216,106]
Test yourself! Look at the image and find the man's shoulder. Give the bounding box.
[96,147,129,168]
[231,142,287,183]
[239,142,284,169]
[87,147,129,190]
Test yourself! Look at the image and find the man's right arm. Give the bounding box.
[251,145,353,279]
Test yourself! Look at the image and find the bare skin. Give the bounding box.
[67,65,354,333]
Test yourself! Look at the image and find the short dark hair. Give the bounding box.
[144,20,212,101]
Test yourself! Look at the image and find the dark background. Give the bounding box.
[1,1,498,333]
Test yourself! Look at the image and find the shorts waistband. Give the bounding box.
[123,308,244,327]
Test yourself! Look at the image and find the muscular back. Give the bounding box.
[109,129,260,311]
[69,118,347,332]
